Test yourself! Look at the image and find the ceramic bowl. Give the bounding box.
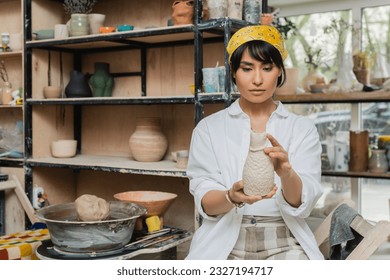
[51,140,77,158]
[310,84,328,93]
[113,191,177,217]
[117,25,134,32]
[43,86,62,99]
[99,26,116,33]
[33,29,55,40]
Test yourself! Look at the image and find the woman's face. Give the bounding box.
[235,48,281,104]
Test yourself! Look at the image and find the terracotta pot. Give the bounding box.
[172,0,194,25]
[129,117,168,162]
[114,191,177,231]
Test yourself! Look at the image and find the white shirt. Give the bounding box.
[185,99,324,260]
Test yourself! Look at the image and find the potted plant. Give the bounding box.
[302,46,328,92]
[63,0,99,36]
[63,0,98,15]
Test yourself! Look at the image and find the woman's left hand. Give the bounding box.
[264,133,292,179]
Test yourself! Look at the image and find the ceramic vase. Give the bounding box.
[129,117,168,162]
[69,13,89,37]
[65,70,92,98]
[349,130,369,172]
[368,149,389,173]
[2,82,13,105]
[242,131,275,196]
[227,0,243,20]
[207,0,228,19]
[90,62,114,97]
[243,0,261,24]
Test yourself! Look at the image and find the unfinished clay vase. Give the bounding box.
[242,131,275,196]
[129,117,168,162]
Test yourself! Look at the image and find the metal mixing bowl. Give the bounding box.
[36,201,147,253]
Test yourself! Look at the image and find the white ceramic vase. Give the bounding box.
[242,131,275,196]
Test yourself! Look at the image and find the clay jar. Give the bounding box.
[90,62,114,97]
[129,117,168,162]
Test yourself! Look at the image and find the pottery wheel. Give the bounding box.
[36,240,138,260]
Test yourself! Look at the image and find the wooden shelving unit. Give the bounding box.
[0,0,25,235]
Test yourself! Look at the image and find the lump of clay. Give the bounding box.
[75,194,110,221]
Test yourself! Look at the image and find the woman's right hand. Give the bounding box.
[229,180,277,205]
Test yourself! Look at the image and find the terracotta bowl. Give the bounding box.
[113,191,177,218]
[51,140,77,158]
[43,86,62,98]
[99,26,116,33]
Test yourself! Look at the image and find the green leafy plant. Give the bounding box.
[274,16,297,40]
[63,0,98,14]
[304,46,324,70]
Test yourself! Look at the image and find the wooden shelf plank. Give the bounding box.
[26,25,198,50]
[0,158,23,168]
[275,91,390,103]
[27,155,187,178]
[26,95,195,105]
[322,170,390,179]
[0,51,22,58]
[0,105,23,109]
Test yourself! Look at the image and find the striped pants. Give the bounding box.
[228,215,308,260]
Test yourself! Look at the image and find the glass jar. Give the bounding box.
[1,32,10,52]
[368,149,389,173]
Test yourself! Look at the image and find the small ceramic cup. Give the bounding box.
[54,24,69,39]
[9,33,22,51]
[51,140,77,158]
[89,13,106,34]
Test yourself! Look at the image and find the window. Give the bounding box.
[279,5,390,222]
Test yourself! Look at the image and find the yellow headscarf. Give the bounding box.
[226,25,288,61]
